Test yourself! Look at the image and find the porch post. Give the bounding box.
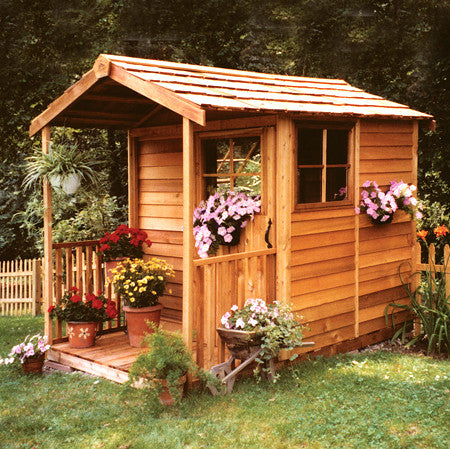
[127,130,139,228]
[42,126,53,342]
[275,115,293,303]
[182,118,195,350]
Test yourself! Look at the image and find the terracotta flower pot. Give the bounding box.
[67,321,97,348]
[158,375,187,406]
[22,354,45,374]
[124,304,164,347]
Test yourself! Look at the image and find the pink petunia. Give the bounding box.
[235,318,245,329]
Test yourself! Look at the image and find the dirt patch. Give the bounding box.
[359,334,448,359]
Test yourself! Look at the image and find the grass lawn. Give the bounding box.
[0,316,449,449]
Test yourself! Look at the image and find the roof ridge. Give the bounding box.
[102,54,349,86]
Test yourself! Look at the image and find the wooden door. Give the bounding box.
[192,126,277,368]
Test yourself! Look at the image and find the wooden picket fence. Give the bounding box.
[414,242,450,296]
[0,259,42,316]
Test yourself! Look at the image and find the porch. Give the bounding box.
[46,238,277,381]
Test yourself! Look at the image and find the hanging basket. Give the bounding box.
[49,173,81,195]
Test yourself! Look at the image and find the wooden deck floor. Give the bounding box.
[46,320,182,383]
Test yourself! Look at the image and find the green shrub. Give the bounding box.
[127,324,213,408]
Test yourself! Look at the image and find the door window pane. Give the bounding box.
[202,136,261,198]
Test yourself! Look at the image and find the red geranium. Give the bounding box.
[106,301,118,319]
[98,225,152,261]
[92,298,104,310]
[85,293,96,302]
[48,288,117,322]
[70,294,82,303]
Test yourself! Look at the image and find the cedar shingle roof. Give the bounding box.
[30,54,432,136]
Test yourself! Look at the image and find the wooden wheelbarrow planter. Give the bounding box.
[208,328,315,395]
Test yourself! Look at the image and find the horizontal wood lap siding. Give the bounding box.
[359,121,414,186]
[289,120,416,356]
[357,120,415,336]
[137,135,183,321]
[291,206,356,349]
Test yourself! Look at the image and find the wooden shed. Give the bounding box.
[30,54,433,381]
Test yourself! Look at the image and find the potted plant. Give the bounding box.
[355,180,423,225]
[1,334,50,374]
[98,225,152,280]
[193,190,261,258]
[48,287,118,348]
[219,298,305,376]
[23,140,100,195]
[128,324,198,406]
[111,258,174,347]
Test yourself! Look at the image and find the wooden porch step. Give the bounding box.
[47,319,183,383]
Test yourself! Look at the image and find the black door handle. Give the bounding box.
[265,218,273,249]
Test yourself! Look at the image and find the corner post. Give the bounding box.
[353,120,361,338]
[182,118,195,351]
[275,114,293,303]
[42,126,53,342]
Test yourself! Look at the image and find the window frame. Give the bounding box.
[295,122,355,210]
[197,128,265,207]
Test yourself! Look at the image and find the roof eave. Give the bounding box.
[29,55,206,137]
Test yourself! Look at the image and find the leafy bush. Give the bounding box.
[128,324,212,407]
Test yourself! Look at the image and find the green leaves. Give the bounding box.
[386,257,450,356]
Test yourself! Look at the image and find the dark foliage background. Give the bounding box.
[0,0,448,259]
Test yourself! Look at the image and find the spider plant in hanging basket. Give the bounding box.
[23,141,101,194]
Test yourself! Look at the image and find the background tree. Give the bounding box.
[0,0,448,260]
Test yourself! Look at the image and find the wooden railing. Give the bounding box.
[0,258,42,316]
[193,248,276,369]
[51,240,124,342]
